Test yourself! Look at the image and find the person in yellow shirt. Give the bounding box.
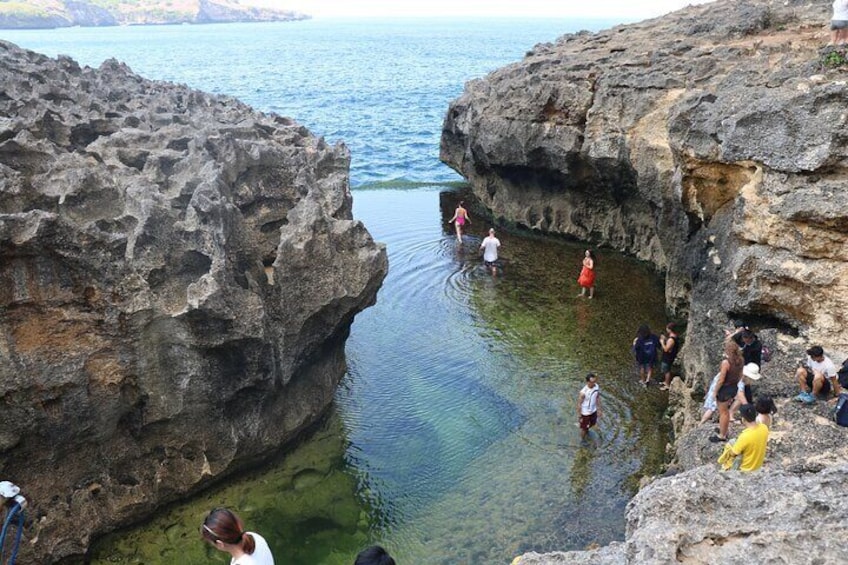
[717,404,769,471]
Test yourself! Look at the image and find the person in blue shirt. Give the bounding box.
[632,324,660,387]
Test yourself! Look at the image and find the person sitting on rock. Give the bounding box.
[730,363,761,419]
[717,404,769,472]
[755,396,777,428]
[794,345,841,404]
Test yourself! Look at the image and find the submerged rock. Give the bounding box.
[442,0,848,562]
[0,41,386,563]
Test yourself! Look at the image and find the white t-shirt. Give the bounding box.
[231,533,275,565]
[480,236,500,262]
[579,384,600,415]
[834,0,848,21]
[806,355,837,378]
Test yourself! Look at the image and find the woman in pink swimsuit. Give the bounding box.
[448,201,470,242]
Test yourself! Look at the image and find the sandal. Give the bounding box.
[709,434,727,443]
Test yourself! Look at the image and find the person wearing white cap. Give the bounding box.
[730,363,762,420]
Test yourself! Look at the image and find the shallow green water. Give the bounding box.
[89,186,671,564]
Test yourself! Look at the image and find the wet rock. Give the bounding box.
[0,41,386,563]
[517,464,848,564]
[442,0,848,562]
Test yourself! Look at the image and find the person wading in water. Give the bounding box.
[448,200,470,242]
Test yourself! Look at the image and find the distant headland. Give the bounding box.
[0,0,310,30]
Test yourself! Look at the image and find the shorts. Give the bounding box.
[660,361,672,373]
[716,383,737,403]
[832,20,848,30]
[637,361,655,371]
[579,412,598,431]
[804,369,832,396]
[484,260,497,268]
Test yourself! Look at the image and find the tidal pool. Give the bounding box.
[89,186,671,564]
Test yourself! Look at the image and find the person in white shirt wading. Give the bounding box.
[577,373,602,440]
[480,227,501,276]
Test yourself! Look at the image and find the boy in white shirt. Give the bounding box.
[480,228,501,275]
[794,345,840,403]
[577,373,602,439]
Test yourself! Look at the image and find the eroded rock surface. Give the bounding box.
[0,41,386,563]
[442,0,848,562]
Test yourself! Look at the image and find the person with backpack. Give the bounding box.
[632,324,660,387]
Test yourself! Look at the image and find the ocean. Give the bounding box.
[1,18,671,565]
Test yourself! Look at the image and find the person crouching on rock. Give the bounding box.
[794,345,841,404]
[717,404,769,472]
[201,507,275,565]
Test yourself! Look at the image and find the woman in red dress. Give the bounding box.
[577,249,596,299]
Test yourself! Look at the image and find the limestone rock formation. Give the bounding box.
[442,0,848,562]
[0,40,386,563]
[515,464,848,565]
[0,0,308,30]
[442,0,847,356]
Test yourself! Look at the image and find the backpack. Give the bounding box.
[834,393,848,428]
[838,359,848,390]
[640,337,658,362]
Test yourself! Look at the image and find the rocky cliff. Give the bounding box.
[0,0,308,30]
[0,40,386,563]
[442,0,848,562]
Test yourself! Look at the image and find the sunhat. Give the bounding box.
[742,363,761,380]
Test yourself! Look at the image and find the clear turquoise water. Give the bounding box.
[2,19,670,565]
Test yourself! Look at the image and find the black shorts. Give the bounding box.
[805,369,832,396]
[716,383,737,403]
[579,412,598,431]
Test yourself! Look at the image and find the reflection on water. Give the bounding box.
[90,186,671,564]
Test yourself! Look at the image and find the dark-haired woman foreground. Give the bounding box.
[201,508,275,565]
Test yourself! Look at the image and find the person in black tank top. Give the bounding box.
[659,323,681,391]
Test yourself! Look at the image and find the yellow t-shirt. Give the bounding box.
[731,422,769,471]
